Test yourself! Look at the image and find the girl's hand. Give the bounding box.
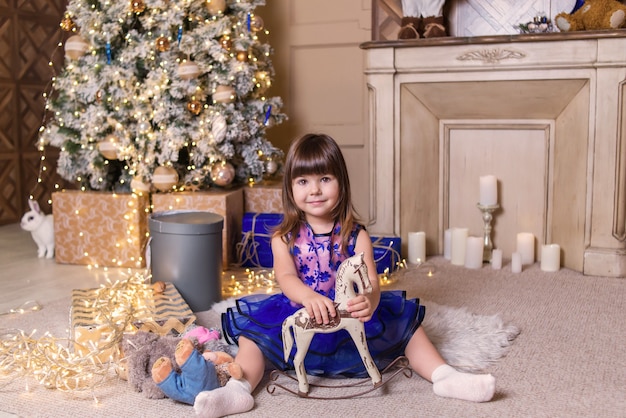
[347,294,374,323]
[302,293,336,325]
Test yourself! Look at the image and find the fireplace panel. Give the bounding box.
[364,34,624,275]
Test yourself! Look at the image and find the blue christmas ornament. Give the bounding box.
[264,105,272,125]
[247,12,251,32]
[106,41,111,64]
[177,26,183,46]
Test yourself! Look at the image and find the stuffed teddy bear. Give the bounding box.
[120,331,180,399]
[119,327,241,400]
[151,338,243,405]
[398,0,447,39]
[555,0,626,32]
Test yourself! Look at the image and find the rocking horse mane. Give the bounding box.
[333,252,371,309]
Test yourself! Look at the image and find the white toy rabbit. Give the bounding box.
[20,199,55,259]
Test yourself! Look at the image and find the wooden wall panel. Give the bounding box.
[261,1,373,221]
[0,0,68,225]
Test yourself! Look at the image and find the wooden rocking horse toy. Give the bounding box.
[281,252,383,396]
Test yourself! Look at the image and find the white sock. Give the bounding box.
[431,364,495,403]
[194,378,254,418]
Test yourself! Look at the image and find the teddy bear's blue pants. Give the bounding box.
[157,349,220,405]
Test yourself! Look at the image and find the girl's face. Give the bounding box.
[292,173,339,223]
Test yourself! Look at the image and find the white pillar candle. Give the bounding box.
[491,249,503,270]
[479,175,498,206]
[540,244,560,272]
[516,232,535,265]
[464,236,483,269]
[450,228,468,266]
[511,252,522,273]
[443,229,452,260]
[408,231,426,264]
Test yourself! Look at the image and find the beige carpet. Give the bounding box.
[1,258,625,417]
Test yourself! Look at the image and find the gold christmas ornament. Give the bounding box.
[95,90,103,103]
[152,166,179,192]
[219,35,232,51]
[177,60,201,80]
[187,99,203,115]
[155,36,170,52]
[60,16,75,32]
[205,0,226,15]
[211,114,227,143]
[265,158,278,175]
[137,120,152,134]
[64,35,89,60]
[213,85,235,104]
[97,134,120,160]
[236,50,248,62]
[254,70,271,90]
[130,176,151,194]
[250,14,264,32]
[131,0,146,14]
[211,161,235,186]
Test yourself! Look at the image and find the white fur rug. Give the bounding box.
[420,301,520,372]
[205,298,520,373]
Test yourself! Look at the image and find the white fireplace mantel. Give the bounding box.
[362,32,626,277]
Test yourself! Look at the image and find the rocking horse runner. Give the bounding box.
[281,253,382,396]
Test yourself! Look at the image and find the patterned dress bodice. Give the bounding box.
[291,223,361,301]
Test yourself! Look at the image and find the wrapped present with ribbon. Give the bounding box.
[371,235,402,275]
[238,213,402,274]
[71,280,196,362]
[237,212,283,268]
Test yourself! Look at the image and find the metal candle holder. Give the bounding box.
[476,203,500,262]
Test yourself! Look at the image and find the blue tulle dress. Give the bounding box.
[222,223,425,378]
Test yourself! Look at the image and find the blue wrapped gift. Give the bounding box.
[237,213,283,267]
[371,236,402,274]
[237,212,402,274]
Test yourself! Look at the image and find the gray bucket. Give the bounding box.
[149,210,224,312]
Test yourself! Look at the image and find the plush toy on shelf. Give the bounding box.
[398,0,448,39]
[151,338,243,405]
[555,0,626,32]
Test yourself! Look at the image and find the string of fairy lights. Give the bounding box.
[0,255,425,399]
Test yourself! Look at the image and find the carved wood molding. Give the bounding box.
[613,80,626,241]
[456,48,526,64]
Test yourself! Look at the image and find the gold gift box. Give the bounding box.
[243,180,283,213]
[71,282,196,361]
[53,190,149,268]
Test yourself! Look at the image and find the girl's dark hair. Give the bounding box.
[274,133,359,254]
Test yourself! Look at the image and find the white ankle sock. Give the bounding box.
[193,378,254,418]
[431,364,495,403]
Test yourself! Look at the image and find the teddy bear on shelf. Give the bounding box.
[398,0,448,39]
[151,338,243,405]
[555,0,626,32]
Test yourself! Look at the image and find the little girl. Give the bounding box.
[194,133,495,417]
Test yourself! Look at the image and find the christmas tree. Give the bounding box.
[41,0,286,193]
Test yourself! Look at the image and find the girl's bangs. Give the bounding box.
[291,152,333,178]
